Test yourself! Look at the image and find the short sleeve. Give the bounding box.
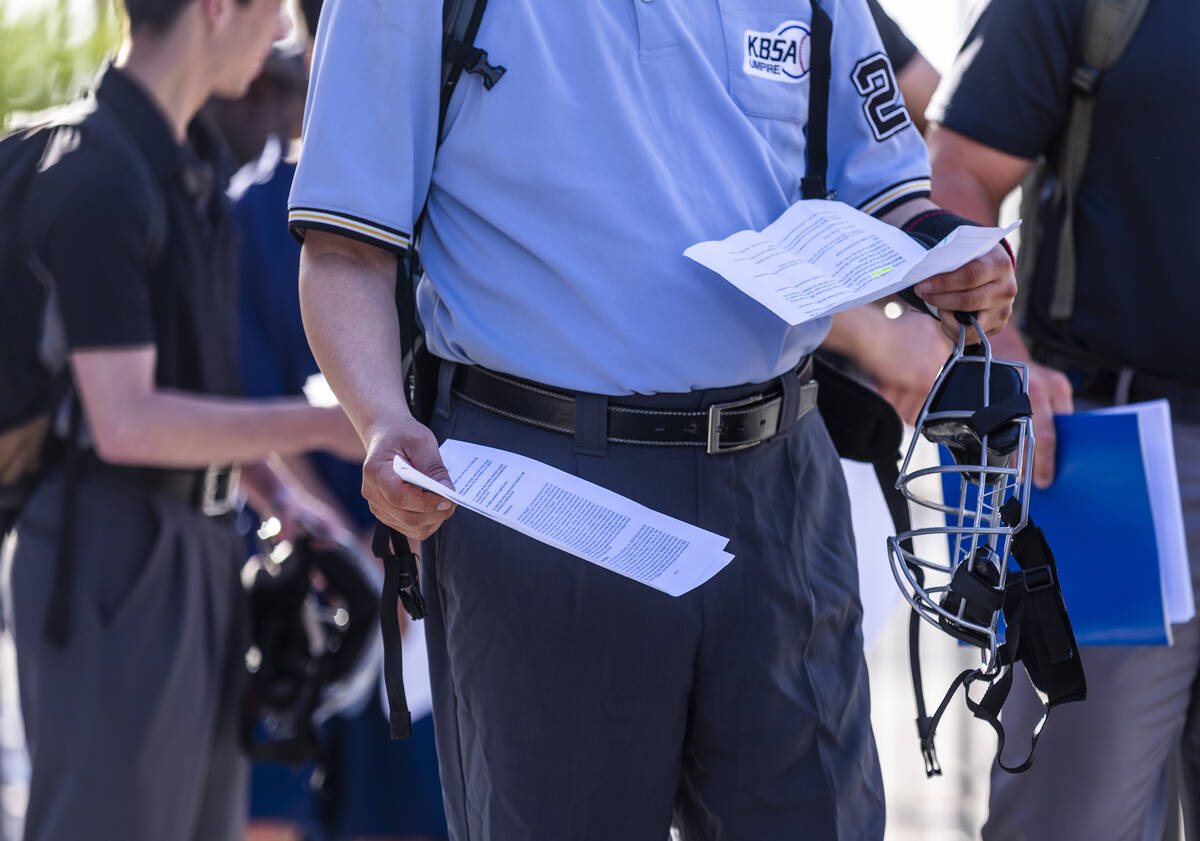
[31,151,156,350]
[827,0,931,216]
[865,0,917,73]
[287,0,442,253]
[927,0,1081,159]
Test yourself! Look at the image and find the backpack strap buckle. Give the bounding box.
[443,36,507,90]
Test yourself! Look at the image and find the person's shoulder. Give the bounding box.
[25,120,156,250]
[31,119,147,214]
[973,0,1083,36]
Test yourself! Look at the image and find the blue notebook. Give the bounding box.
[939,402,1188,646]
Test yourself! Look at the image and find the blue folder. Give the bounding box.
[940,410,1169,645]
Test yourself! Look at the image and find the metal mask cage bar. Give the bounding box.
[887,318,1035,674]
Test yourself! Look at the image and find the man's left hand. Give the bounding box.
[913,243,1016,339]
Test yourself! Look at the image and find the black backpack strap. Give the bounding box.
[375,0,507,737]
[915,500,1087,775]
[42,399,83,646]
[801,0,833,200]
[439,0,506,146]
[36,100,166,648]
[873,454,944,777]
[1047,0,1152,320]
[372,522,428,739]
[400,0,506,419]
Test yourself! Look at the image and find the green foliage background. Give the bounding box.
[0,0,123,128]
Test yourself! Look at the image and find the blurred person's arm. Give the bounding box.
[864,0,939,133]
[824,304,949,425]
[70,347,363,467]
[927,123,1074,487]
[299,230,455,541]
[279,452,356,522]
[240,455,356,539]
[898,54,939,135]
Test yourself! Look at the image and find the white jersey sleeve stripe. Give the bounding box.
[856,177,932,216]
[288,209,411,251]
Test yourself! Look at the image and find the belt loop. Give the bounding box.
[435,361,457,421]
[573,393,608,456]
[779,364,803,430]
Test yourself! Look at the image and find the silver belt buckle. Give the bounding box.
[201,464,240,517]
[706,394,768,455]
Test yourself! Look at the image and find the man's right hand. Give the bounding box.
[1025,360,1074,489]
[361,411,456,540]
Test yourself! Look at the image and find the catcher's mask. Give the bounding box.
[887,314,1086,776]
[240,527,383,768]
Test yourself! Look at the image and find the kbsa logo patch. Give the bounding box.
[743,20,811,83]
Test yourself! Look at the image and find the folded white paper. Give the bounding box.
[394,440,733,596]
[684,198,1019,325]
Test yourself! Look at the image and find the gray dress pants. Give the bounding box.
[983,419,1200,841]
[0,467,248,841]
[421,366,885,841]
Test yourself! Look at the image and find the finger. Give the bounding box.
[1031,369,1074,489]
[923,282,1012,319]
[398,437,456,491]
[276,511,298,541]
[917,262,990,300]
[1030,397,1057,490]
[368,471,456,523]
[915,248,1011,298]
[366,495,453,539]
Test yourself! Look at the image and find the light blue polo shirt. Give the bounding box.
[290,0,930,395]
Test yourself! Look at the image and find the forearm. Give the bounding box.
[928,169,1001,226]
[878,195,937,228]
[279,451,357,522]
[299,237,409,436]
[240,457,286,514]
[92,392,338,467]
[824,305,887,361]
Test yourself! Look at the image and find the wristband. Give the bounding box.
[900,207,979,243]
[901,207,1015,266]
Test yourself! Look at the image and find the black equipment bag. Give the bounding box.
[0,97,166,649]
[0,98,165,520]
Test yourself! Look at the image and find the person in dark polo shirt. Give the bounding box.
[927,1,1200,837]
[0,0,365,838]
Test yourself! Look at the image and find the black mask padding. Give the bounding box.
[923,346,1026,469]
[937,546,1003,648]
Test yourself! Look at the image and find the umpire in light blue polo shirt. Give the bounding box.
[290,2,1017,838]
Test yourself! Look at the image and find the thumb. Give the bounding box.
[401,434,454,491]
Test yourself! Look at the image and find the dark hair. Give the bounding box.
[123,0,249,34]
[299,0,323,40]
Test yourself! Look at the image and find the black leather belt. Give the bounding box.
[1075,368,1200,424]
[76,454,241,516]
[1035,345,1200,425]
[120,462,241,516]
[158,464,241,516]
[450,358,818,454]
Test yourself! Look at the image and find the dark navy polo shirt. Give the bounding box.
[866,0,918,74]
[29,66,242,397]
[929,0,1200,385]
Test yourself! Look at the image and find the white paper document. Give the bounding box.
[394,440,734,596]
[684,199,1019,325]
